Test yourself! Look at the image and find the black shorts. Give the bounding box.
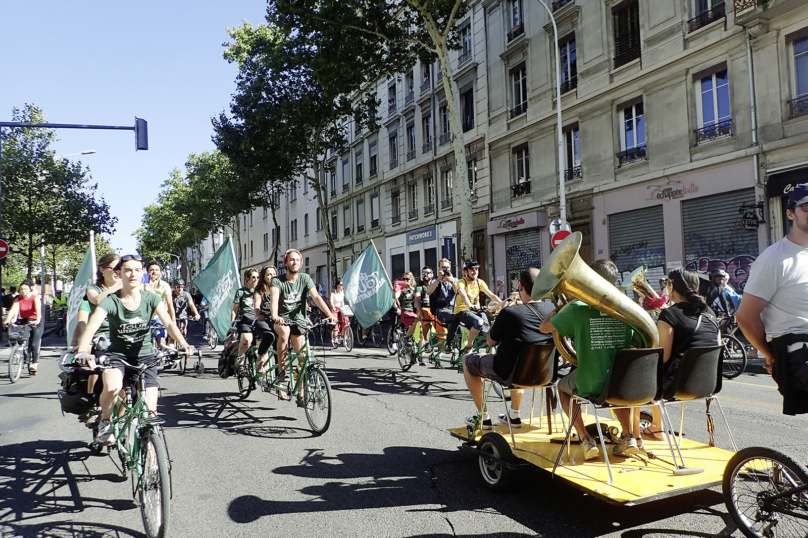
[458,310,486,331]
[237,315,255,335]
[108,354,160,389]
[464,353,506,384]
[277,319,308,336]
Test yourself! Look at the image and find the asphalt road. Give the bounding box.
[1,325,807,538]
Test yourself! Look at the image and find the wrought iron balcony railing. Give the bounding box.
[694,119,732,144]
[507,24,524,42]
[330,189,336,198]
[420,79,431,94]
[388,103,397,116]
[356,175,363,184]
[406,149,416,161]
[617,144,647,167]
[441,197,453,209]
[458,50,472,66]
[734,0,757,16]
[688,3,725,32]
[424,204,435,215]
[371,218,379,228]
[343,227,351,237]
[342,184,350,193]
[369,165,378,177]
[357,224,364,233]
[422,140,432,154]
[552,0,573,10]
[789,95,808,119]
[408,209,419,220]
[564,166,583,181]
[510,181,531,198]
[392,213,401,225]
[560,76,578,94]
[390,158,398,169]
[404,91,414,105]
[439,132,452,146]
[510,102,528,119]
[614,45,641,69]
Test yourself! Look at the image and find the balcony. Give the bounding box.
[441,197,453,209]
[356,175,363,185]
[552,0,573,10]
[420,79,431,94]
[357,224,364,233]
[342,184,350,193]
[343,227,351,237]
[614,45,641,69]
[734,0,757,16]
[404,91,414,105]
[354,126,362,136]
[507,24,524,42]
[688,3,726,32]
[617,144,647,167]
[458,50,472,66]
[371,218,379,228]
[422,140,432,154]
[388,102,397,116]
[390,159,398,169]
[509,102,528,119]
[424,203,435,215]
[369,165,378,177]
[511,181,531,198]
[789,95,808,119]
[406,149,416,161]
[392,213,402,225]
[330,189,336,198]
[560,76,578,95]
[564,166,583,181]
[439,132,452,146]
[695,119,732,144]
[408,209,419,220]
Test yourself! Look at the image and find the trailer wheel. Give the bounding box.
[477,433,516,492]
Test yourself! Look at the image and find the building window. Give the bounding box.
[459,23,472,65]
[250,240,254,257]
[618,101,647,165]
[564,126,582,181]
[243,215,247,230]
[790,36,808,118]
[560,37,577,94]
[695,69,732,143]
[461,88,474,132]
[422,115,432,153]
[439,105,451,145]
[371,192,380,227]
[406,123,416,161]
[408,182,418,219]
[263,207,268,219]
[291,220,297,241]
[316,208,322,231]
[342,159,350,191]
[331,210,337,236]
[356,197,365,232]
[511,146,531,197]
[369,141,378,176]
[510,64,528,118]
[613,1,641,68]
[249,212,253,226]
[388,82,397,115]
[271,227,276,249]
[304,213,309,236]
[689,0,726,33]
[467,158,478,196]
[507,0,524,41]
[355,150,363,183]
[421,63,431,93]
[405,70,415,103]
[389,133,399,168]
[290,183,296,201]
[425,176,435,214]
[330,169,336,196]
[343,206,351,237]
[441,169,453,209]
[263,232,269,251]
[392,190,401,223]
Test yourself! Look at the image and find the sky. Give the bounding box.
[0,1,269,254]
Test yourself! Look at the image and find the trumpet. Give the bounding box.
[532,232,659,365]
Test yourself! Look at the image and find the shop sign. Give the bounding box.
[487,211,541,235]
[742,212,759,231]
[407,226,436,246]
[646,183,699,202]
[766,168,808,197]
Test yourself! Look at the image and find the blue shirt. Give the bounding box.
[431,280,456,310]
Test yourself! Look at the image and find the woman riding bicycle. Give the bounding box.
[232,268,260,365]
[3,279,43,375]
[253,264,278,373]
[76,254,193,445]
[329,279,350,343]
[395,272,419,341]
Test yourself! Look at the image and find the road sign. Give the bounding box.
[551,230,571,249]
[549,218,571,236]
[0,239,8,259]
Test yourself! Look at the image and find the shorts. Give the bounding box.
[457,310,486,331]
[558,369,578,396]
[108,354,160,389]
[150,319,167,340]
[237,315,255,335]
[419,307,443,334]
[278,319,308,336]
[464,353,506,384]
[401,311,418,328]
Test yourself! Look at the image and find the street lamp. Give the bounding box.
[54,150,97,159]
[164,252,182,280]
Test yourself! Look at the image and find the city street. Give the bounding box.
[2,325,807,538]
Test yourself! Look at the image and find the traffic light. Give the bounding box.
[135,117,148,151]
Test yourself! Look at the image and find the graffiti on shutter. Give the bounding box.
[505,230,542,295]
[609,206,666,295]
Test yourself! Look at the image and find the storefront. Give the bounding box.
[488,211,547,297]
[387,222,457,279]
[766,167,808,240]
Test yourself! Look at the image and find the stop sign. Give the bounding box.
[551,230,571,249]
[0,239,8,259]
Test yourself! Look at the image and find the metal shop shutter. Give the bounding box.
[391,254,405,280]
[682,188,758,276]
[505,230,542,294]
[609,205,666,290]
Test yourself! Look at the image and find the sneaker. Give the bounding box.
[581,435,599,460]
[497,413,522,428]
[613,435,639,457]
[235,354,246,367]
[95,419,114,446]
[465,416,492,431]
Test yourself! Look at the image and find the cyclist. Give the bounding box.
[415,266,438,350]
[3,279,43,375]
[454,260,501,355]
[270,249,336,404]
[329,279,350,345]
[232,268,260,366]
[427,258,459,351]
[253,264,278,373]
[53,289,68,320]
[76,254,193,445]
[143,261,175,349]
[171,279,200,341]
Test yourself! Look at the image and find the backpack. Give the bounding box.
[218,342,237,379]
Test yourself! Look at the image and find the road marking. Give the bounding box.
[721,395,782,410]
[725,380,777,390]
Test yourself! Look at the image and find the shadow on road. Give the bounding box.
[227,444,734,537]
[1,521,146,538]
[327,366,472,401]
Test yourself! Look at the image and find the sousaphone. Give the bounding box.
[532,232,659,365]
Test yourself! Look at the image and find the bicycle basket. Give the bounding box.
[57,371,95,415]
[8,324,31,342]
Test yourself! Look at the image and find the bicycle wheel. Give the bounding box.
[397,342,414,372]
[371,324,383,347]
[139,430,171,538]
[8,345,24,383]
[344,328,354,352]
[206,321,218,349]
[722,335,748,379]
[724,446,808,538]
[236,371,252,399]
[356,327,368,346]
[303,367,332,434]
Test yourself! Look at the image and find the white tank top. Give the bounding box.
[332,290,345,309]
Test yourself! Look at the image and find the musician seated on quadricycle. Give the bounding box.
[540,259,640,461]
[462,267,555,430]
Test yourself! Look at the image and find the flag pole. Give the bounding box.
[89,230,97,276]
[227,235,242,287]
[369,238,393,290]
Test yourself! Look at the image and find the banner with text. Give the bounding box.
[66,245,94,347]
[343,244,395,330]
[192,235,241,341]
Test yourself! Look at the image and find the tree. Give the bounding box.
[271,0,476,260]
[1,104,117,277]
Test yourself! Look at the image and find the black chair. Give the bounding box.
[552,348,669,483]
[660,345,737,454]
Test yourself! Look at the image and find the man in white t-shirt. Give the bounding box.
[737,184,808,415]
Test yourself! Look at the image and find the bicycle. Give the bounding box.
[159,344,204,375]
[54,309,67,338]
[202,317,218,349]
[356,320,383,348]
[396,321,462,372]
[722,334,748,379]
[387,311,405,355]
[724,446,808,538]
[7,323,33,383]
[331,313,353,352]
[61,354,173,538]
[235,317,334,434]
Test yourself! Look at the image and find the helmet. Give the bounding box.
[709,269,728,279]
[173,278,185,287]
[463,259,480,271]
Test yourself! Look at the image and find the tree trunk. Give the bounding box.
[270,186,281,266]
[233,217,243,270]
[310,149,337,290]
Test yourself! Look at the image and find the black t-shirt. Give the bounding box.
[489,301,555,380]
[658,303,720,356]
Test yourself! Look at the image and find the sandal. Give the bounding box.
[295,394,305,408]
[28,366,37,376]
[641,427,665,441]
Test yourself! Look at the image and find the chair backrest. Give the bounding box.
[593,348,664,407]
[506,343,557,389]
[663,345,723,401]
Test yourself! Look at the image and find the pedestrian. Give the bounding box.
[736,184,808,415]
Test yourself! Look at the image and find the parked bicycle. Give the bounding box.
[6,323,33,383]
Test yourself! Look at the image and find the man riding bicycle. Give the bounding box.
[53,290,68,316]
[270,249,336,404]
[143,261,176,349]
[454,260,501,355]
[171,279,200,340]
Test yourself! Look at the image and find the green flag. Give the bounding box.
[343,243,395,330]
[192,235,241,341]
[66,244,94,347]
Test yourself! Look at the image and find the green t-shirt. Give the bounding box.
[85,284,111,338]
[415,283,431,308]
[271,273,314,323]
[551,300,634,398]
[99,290,163,360]
[233,286,256,318]
[399,287,415,312]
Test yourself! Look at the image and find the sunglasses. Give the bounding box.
[101,265,118,270]
[423,271,433,274]
[121,254,143,263]
[794,202,808,212]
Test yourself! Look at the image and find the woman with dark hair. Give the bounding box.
[253,265,278,372]
[4,279,43,375]
[232,268,260,363]
[644,267,721,440]
[329,279,349,344]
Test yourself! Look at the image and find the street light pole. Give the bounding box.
[534,0,567,225]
